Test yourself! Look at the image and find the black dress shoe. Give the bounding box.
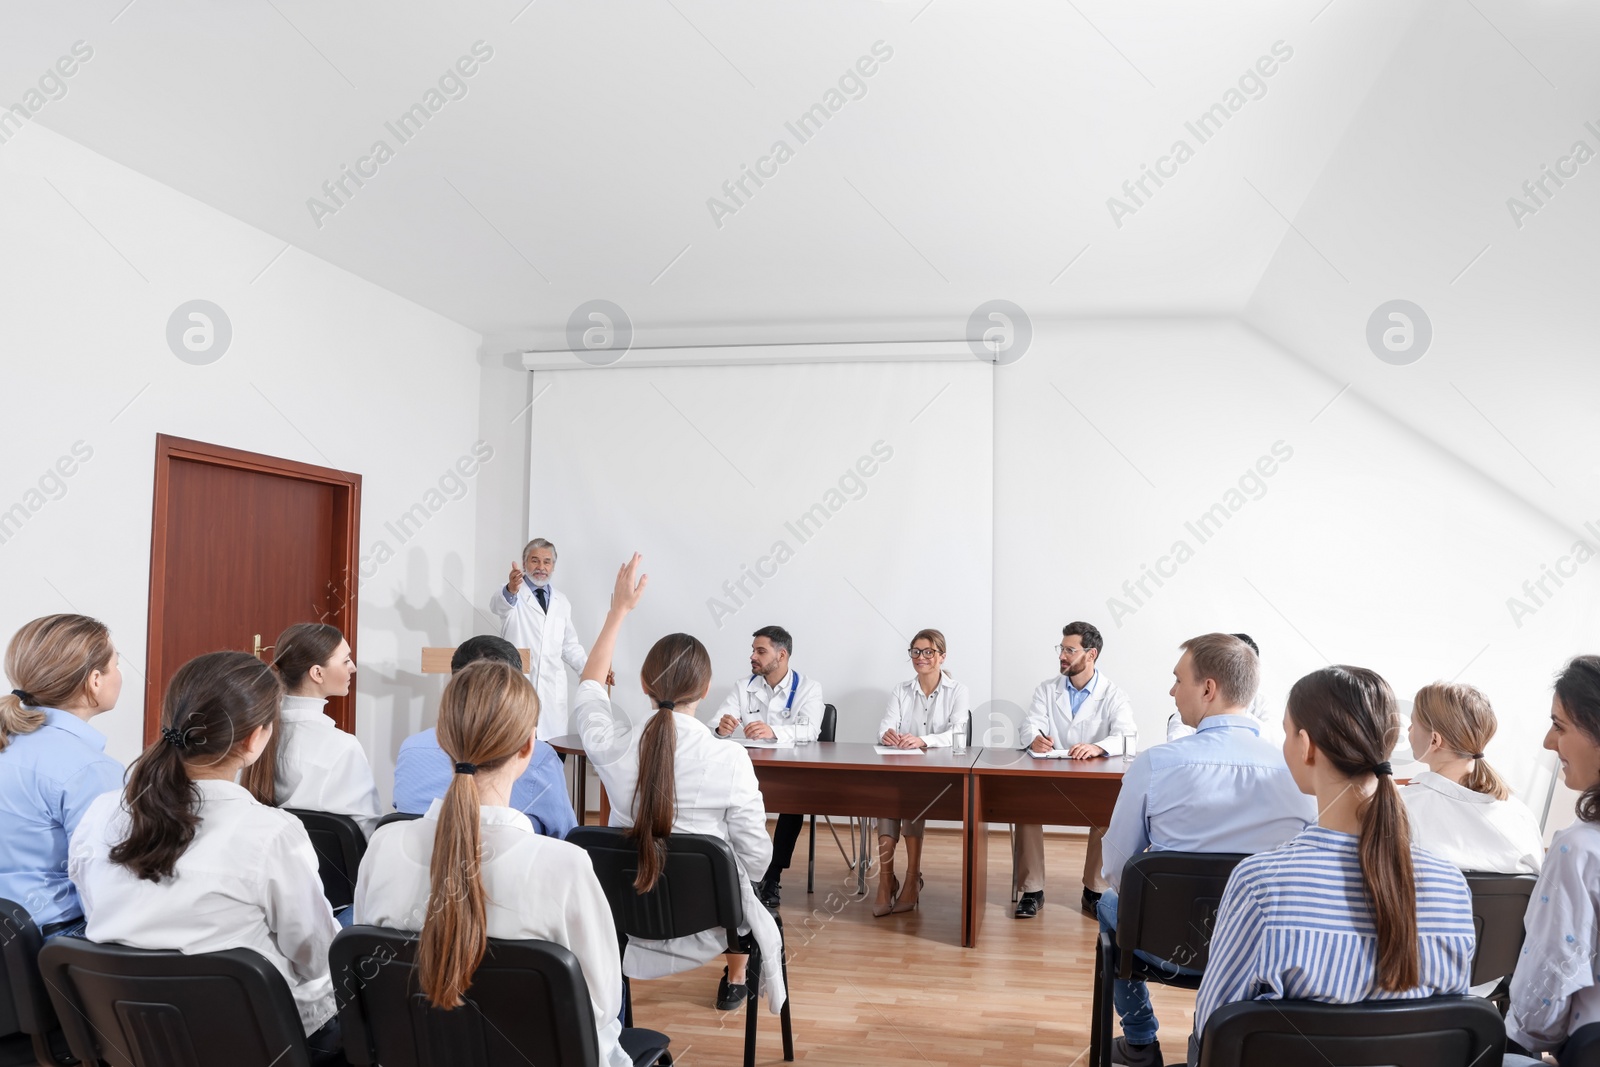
[1014,891,1043,919]
[715,967,747,1011]
[1081,887,1102,917]
[756,877,781,909]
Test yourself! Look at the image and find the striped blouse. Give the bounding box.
[1189,826,1476,1064]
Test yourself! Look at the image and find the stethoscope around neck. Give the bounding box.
[750,670,799,712]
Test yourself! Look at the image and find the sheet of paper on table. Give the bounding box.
[1028,749,1076,760]
[873,745,926,756]
[731,736,795,749]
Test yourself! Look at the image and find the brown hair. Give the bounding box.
[629,633,712,892]
[1554,656,1600,824]
[417,660,540,1009]
[1412,682,1509,800]
[111,652,282,882]
[1180,633,1260,708]
[910,628,947,655]
[242,623,346,804]
[1287,665,1416,992]
[1,614,116,751]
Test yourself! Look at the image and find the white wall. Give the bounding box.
[0,124,486,802]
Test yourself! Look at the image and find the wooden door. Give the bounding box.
[145,435,361,743]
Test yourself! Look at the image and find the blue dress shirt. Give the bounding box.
[1101,713,1316,892]
[0,707,124,926]
[392,728,577,839]
[1064,671,1098,716]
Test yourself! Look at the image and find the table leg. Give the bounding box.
[599,784,611,826]
[575,754,588,826]
[964,773,987,949]
[857,815,870,897]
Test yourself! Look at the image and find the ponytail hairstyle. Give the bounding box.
[1554,656,1600,824]
[110,652,282,882]
[242,623,346,804]
[1286,665,1417,992]
[630,633,712,893]
[1412,682,1509,800]
[416,660,539,1009]
[2,614,116,752]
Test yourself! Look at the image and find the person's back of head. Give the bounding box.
[112,651,282,883]
[451,634,522,673]
[1412,682,1509,799]
[1286,665,1416,992]
[630,633,713,892]
[1,614,116,752]
[418,659,539,1008]
[240,622,347,805]
[1229,632,1260,657]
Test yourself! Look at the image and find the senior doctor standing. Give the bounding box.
[489,537,612,741]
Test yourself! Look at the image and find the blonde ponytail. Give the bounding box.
[2,615,115,752]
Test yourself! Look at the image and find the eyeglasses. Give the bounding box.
[1055,645,1088,656]
[908,648,940,660]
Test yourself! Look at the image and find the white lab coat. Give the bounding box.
[70,780,340,1036]
[275,695,385,837]
[1020,670,1135,755]
[1400,771,1544,875]
[878,672,971,748]
[355,801,631,1067]
[573,679,786,1013]
[489,582,589,739]
[711,668,826,745]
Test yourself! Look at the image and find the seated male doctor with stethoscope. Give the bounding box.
[711,625,825,908]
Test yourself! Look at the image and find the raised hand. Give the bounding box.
[610,553,648,614]
[508,560,524,594]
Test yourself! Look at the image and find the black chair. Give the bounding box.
[1463,871,1537,988]
[0,898,74,1066]
[1196,995,1505,1066]
[376,811,423,831]
[1089,852,1246,1067]
[568,827,794,1067]
[329,925,670,1066]
[38,937,313,1067]
[288,808,368,913]
[1561,1022,1600,1066]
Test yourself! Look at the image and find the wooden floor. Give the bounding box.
[629,823,1200,1066]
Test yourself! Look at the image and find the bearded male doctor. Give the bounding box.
[488,537,610,741]
[1012,620,1135,919]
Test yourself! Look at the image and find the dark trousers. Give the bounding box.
[763,813,805,882]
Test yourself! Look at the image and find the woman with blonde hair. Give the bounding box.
[873,628,971,916]
[355,659,628,1067]
[0,614,124,938]
[574,554,786,1016]
[1400,681,1543,875]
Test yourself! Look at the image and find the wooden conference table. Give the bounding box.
[549,735,1128,948]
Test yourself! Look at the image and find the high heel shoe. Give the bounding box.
[891,874,924,914]
[872,875,902,917]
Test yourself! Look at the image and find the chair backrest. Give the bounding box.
[288,808,368,911]
[819,704,837,743]
[1115,852,1246,977]
[1561,1021,1600,1067]
[566,827,744,946]
[0,898,50,1041]
[1197,995,1505,1067]
[37,937,310,1067]
[377,811,424,832]
[1463,871,1538,985]
[329,926,600,1067]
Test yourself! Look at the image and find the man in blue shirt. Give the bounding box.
[1098,633,1316,1067]
[392,635,577,838]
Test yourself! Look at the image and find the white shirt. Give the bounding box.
[275,695,385,837]
[879,672,971,749]
[711,667,825,745]
[1400,770,1544,875]
[573,679,786,1013]
[69,780,339,1036]
[1020,670,1135,755]
[354,800,629,1067]
[489,582,589,739]
[1507,819,1600,1053]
